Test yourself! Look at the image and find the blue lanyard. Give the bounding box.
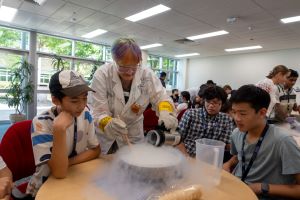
[241,123,269,182]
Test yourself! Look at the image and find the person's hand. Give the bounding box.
[53,111,73,131]
[222,162,232,172]
[0,177,13,199]
[104,118,128,139]
[248,183,262,195]
[158,110,178,130]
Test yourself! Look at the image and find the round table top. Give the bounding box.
[36,155,258,200]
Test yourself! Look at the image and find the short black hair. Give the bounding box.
[172,89,178,94]
[202,85,227,104]
[206,80,215,85]
[160,71,167,77]
[198,84,208,97]
[289,69,299,78]
[49,71,66,101]
[230,85,270,112]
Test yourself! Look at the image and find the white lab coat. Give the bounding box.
[90,62,174,154]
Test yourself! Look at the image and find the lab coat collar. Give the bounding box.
[112,63,125,106]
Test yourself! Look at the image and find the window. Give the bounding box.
[0,27,29,50]
[37,34,72,56]
[37,56,71,90]
[147,55,160,71]
[0,52,23,89]
[74,61,98,84]
[75,41,102,60]
[0,52,24,120]
[105,46,112,61]
[147,55,178,88]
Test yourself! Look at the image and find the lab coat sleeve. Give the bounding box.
[145,69,175,114]
[90,66,113,127]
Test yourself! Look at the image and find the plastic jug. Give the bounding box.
[195,138,225,186]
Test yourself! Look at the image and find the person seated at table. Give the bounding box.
[275,69,300,121]
[170,89,179,105]
[223,85,300,200]
[26,70,100,197]
[0,156,13,200]
[177,85,235,157]
[176,91,192,115]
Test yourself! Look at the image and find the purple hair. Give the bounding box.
[112,38,142,62]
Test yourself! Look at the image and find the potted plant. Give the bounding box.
[5,60,34,123]
[51,55,66,71]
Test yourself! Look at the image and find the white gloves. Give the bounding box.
[104,118,128,139]
[158,110,178,130]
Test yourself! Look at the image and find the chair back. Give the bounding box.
[0,120,35,181]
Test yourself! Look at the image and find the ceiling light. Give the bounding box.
[175,53,200,58]
[225,45,262,52]
[140,43,162,50]
[33,0,47,5]
[0,6,17,22]
[187,30,229,40]
[281,16,300,23]
[82,29,107,39]
[125,4,171,22]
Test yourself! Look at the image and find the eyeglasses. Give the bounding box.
[205,100,221,106]
[116,63,140,74]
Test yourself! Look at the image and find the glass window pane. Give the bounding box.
[0,92,15,120]
[147,55,160,70]
[105,47,112,61]
[0,26,29,50]
[162,58,169,71]
[37,34,72,56]
[37,56,71,90]
[37,93,52,115]
[74,61,98,84]
[75,41,102,60]
[0,52,23,89]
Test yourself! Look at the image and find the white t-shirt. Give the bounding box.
[26,106,99,196]
[176,102,188,115]
[256,78,279,118]
[0,156,6,170]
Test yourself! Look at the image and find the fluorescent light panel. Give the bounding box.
[187,30,229,40]
[225,45,262,52]
[82,29,107,39]
[140,43,162,50]
[0,6,17,22]
[125,4,170,22]
[175,53,199,58]
[281,16,300,23]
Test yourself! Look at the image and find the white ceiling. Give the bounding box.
[2,0,300,58]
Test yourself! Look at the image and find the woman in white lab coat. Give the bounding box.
[90,38,178,154]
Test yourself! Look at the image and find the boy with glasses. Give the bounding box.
[178,86,234,157]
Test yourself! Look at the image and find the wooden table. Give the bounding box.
[36,155,258,200]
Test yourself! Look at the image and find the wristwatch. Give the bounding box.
[261,183,269,196]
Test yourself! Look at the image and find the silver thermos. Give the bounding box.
[146,124,181,146]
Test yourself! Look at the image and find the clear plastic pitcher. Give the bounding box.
[195,138,225,186]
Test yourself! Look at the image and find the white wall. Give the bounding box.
[176,59,188,91]
[186,48,300,90]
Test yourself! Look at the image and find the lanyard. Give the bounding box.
[69,118,78,158]
[241,123,269,182]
